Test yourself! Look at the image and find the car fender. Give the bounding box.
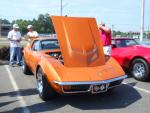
[36,56,63,83]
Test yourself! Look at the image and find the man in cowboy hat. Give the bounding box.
[26,25,39,42]
[8,24,22,66]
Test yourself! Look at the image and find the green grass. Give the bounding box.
[0,45,9,48]
[0,36,7,38]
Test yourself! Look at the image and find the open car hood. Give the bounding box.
[51,16,105,67]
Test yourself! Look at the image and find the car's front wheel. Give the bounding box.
[36,67,57,101]
[22,56,32,75]
[131,58,149,81]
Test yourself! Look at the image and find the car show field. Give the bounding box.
[0,0,150,113]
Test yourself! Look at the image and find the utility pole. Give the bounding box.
[0,19,1,38]
[140,0,145,41]
[61,0,62,16]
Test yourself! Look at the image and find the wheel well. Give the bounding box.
[129,56,148,69]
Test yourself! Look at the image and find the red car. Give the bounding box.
[112,38,150,81]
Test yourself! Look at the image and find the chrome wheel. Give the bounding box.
[37,72,43,94]
[133,63,145,78]
[36,68,57,101]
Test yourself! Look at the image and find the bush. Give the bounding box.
[0,46,23,60]
[0,46,10,60]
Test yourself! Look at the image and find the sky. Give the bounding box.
[0,0,150,32]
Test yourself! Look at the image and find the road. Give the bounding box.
[0,62,150,113]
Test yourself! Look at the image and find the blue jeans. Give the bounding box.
[9,47,21,65]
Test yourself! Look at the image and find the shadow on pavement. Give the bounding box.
[0,88,37,97]
[1,84,142,113]
[0,100,17,108]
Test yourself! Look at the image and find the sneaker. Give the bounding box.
[17,63,22,66]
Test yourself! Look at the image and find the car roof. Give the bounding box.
[33,37,57,41]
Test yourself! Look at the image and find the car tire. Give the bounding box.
[130,58,149,81]
[36,67,57,101]
[22,56,32,75]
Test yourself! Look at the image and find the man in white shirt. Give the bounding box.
[26,25,39,42]
[8,24,22,66]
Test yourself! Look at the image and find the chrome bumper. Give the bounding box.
[53,75,127,94]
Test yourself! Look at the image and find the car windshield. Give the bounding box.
[41,39,60,50]
[116,39,139,47]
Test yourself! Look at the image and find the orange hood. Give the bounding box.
[51,16,105,67]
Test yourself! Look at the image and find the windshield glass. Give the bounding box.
[41,39,59,50]
[116,39,139,47]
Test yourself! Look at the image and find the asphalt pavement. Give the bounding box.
[0,62,150,113]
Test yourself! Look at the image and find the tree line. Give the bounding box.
[0,13,55,35]
[1,14,149,38]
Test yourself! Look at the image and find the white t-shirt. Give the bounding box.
[7,30,22,47]
[27,31,38,38]
[103,45,112,56]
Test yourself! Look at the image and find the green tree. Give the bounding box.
[11,13,55,35]
[35,13,55,34]
[0,19,10,24]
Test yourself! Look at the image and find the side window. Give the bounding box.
[32,41,41,51]
[116,40,126,47]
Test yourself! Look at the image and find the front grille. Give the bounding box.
[63,85,90,92]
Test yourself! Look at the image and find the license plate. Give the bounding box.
[92,84,107,93]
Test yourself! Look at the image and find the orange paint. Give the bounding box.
[23,16,126,94]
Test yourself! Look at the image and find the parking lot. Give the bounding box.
[0,62,150,113]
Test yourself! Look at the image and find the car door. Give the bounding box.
[29,40,42,73]
[111,39,131,67]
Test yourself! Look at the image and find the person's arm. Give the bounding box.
[26,32,31,41]
[7,31,13,41]
[99,25,111,34]
[34,31,39,38]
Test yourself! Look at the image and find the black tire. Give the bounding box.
[130,58,149,81]
[22,56,32,75]
[36,67,57,101]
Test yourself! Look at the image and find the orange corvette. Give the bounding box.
[22,16,127,101]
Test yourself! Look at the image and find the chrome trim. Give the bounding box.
[61,85,92,94]
[53,75,127,85]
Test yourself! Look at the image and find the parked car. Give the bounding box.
[138,41,150,46]
[112,38,150,81]
[22,16,127,101]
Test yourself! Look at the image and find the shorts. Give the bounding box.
[103,45,112,56]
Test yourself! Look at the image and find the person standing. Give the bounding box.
[8,24,22,66]
[26,25,39,42]
[98,24,112,57]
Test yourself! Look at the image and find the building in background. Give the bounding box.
[0,24,11,37]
